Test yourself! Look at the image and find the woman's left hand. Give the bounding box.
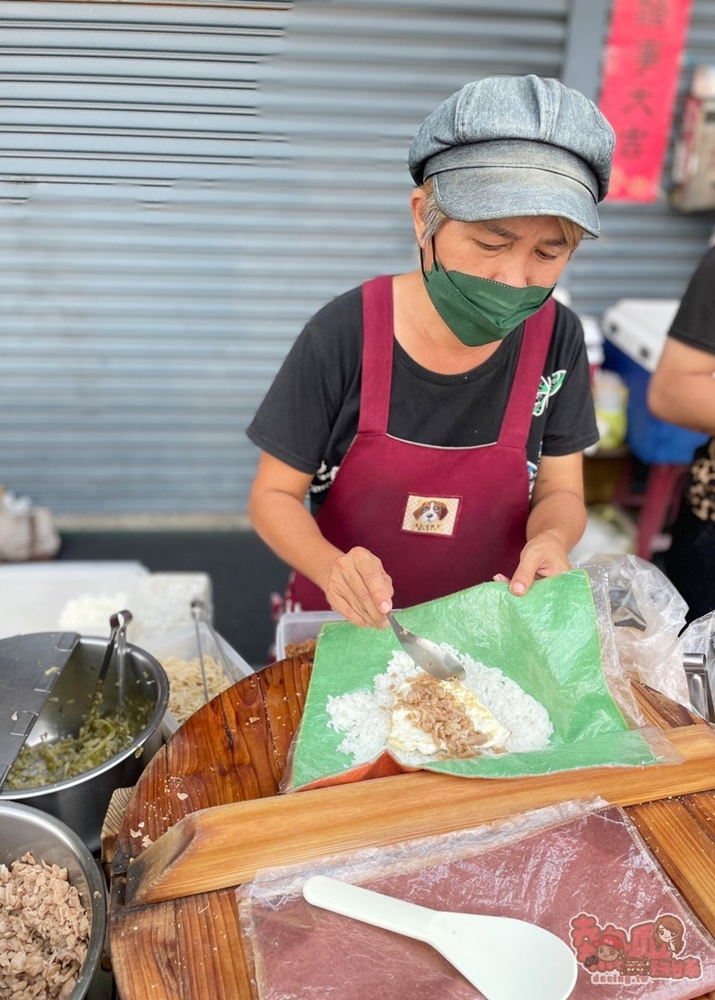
[494,454,587,595]
[494,529,571,595]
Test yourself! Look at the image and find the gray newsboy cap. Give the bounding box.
[408,74,615,237]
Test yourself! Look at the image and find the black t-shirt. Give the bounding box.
[668,246,715,356]
[247,283,598,511]
[666,246,715,522]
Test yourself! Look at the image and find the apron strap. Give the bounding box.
[359,277,556,447]
[358,275,394,434]
[498,297,556,449]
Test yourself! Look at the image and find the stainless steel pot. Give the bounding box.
[0,636,169,853]
[0,799,107,1000]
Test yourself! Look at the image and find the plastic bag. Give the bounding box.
[576,554,691,709]
[0,488,60,562]
[281,571,672,793]
[0,508,60,561]
[238,798,715,1000]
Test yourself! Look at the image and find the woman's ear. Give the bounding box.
[409,187,427,247]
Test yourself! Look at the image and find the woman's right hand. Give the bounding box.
[248,453,393,628]
[323,546,394,629]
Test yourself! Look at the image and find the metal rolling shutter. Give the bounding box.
[0,0,573,517]
[0,1,292,518]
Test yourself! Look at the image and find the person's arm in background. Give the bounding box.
[248,451,394,628]
[498,451,587,595]
[648,337,715,436]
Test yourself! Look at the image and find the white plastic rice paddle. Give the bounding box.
[302,876,578,1000]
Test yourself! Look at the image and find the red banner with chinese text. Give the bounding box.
[599,0,693,202]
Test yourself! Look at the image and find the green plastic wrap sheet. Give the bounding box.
[287,570,660,790]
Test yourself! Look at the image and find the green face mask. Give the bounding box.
[422,251,554,348]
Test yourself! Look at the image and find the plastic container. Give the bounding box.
[143,621,253,735]
[580,314,605,384]
[602,299,708,464]
[275,610,346,661]
[593,368,628,450]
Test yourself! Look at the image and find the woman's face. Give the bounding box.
[658,925,675,943]
[413,197,573,290]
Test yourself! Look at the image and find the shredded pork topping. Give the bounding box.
[0,853,90,1000]
[393,673,492,758]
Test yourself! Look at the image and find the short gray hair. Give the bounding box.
[417,177,586,252]
[418,178,449,244]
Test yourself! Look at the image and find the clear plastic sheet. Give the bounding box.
[282,571,675,792]
[238,798,715,1000]
[576,555,691,710]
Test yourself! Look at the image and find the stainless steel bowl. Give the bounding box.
[1,636,169,853]
[0,799,107,1000]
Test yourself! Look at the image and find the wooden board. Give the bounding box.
[108,659,715,1000]
[125,724,715,906]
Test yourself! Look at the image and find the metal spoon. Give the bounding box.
[386,612,466,681]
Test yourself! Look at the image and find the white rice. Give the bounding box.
[326,647,553,766]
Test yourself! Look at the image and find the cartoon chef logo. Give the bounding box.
[592,933,626,965]
[570,912,701,986]
[401,495,460,536]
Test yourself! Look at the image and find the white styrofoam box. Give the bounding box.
[275,610,346,661]
[57,571,212,645]
[126,572,213,644]
[0,561,215,651]
[0,561,149,640]
[145,621,254,736]
[602,299,680,374]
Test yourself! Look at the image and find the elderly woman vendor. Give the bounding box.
[247,74,615,628]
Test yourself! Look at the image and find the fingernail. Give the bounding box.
[511,582,526,596]
[379,601,391,613]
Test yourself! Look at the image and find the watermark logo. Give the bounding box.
[570,912,703,985]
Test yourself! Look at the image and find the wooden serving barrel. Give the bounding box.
[106,657,715,1000]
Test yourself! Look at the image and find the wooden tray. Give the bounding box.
[107,658,715,1000]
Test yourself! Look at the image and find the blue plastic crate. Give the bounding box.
[602,340,708,464]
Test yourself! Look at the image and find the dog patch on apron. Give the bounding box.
[401,495,461,537]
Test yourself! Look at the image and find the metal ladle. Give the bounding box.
[386,612,466,681]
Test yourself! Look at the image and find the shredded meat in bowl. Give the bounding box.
[0,853,90,1000]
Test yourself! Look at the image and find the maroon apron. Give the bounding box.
[288,275,556,610]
